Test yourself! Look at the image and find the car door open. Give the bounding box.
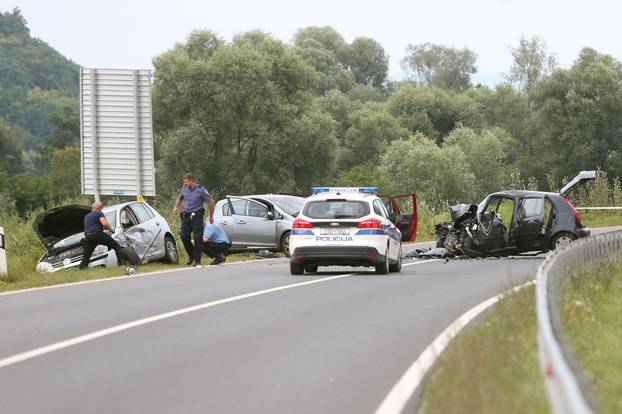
[227,196,277,249]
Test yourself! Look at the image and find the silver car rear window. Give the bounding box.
[303,200,370,219]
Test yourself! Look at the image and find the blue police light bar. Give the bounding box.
[311,187,378,194]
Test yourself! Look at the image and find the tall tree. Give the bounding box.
[153,30,337,194]
[506,36,557,92]
[0,121,22,174]
[529,48,622,181]
[342,37,389,87]
[401,43,477,92]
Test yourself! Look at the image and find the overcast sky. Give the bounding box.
[4,0,621,86]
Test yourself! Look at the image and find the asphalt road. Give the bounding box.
[0,228,618,414]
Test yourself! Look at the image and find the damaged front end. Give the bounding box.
[434,203,483,257]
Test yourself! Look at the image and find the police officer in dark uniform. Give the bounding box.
[173,173,215,266]
[79,201,124,269]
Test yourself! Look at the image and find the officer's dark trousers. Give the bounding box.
[79,231,123,269]
[180,209,204,263]
[203,242,231,258]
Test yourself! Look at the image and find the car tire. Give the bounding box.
[120,247,140,266]
[389,247,402,273]
[280,231,291,258]
[164,236,179,264]
[550,232,577,250]
[290,261,304,275]
[375,248,390,275]
[304,264,318,273]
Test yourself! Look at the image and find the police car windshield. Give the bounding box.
[262,196,304,217]
[303,200,370,219]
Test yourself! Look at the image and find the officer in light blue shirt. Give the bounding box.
[202,223,231,265]
[173,173,216,266]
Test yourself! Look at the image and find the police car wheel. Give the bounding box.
[375,249,390,275]
[389,247,402,273]
[164,236,179,264]
[280,232,291,258]
[290,261,304,275]
[304,264,318,273]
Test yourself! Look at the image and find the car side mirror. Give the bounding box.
[266,211,275,220]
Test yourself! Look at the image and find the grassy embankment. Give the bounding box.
[580,211,622,229]
[419,284,550,414]
[562,262,622,413]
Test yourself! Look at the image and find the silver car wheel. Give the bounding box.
[555,235,574,248]
[281,232,291,257]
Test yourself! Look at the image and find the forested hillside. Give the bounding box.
[0,8,78,151]
[1,8,622,218]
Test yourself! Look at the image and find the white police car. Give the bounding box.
[289,187,402,275]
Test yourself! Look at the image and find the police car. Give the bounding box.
[289,187,402,275]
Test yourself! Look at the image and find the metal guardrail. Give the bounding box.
[576,206,622,211]
[536,230,622,414]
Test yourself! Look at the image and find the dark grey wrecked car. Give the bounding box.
[434,171,595,258]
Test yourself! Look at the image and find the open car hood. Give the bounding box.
[33,204,91,251]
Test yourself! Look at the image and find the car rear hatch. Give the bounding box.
[33,204,91,252]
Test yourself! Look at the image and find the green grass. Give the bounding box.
[581,211,622,228]
[561,262,622,413]
[419,284,550,414]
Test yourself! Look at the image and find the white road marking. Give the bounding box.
[0,259,440,369]
[374,280,534,414]
[0,257,282,298]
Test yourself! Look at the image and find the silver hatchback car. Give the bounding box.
[35,202,179,273]
[213,195,304,257]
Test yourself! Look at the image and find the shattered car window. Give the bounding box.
[303,200,370,219]
[497,198,515,226]
[520,198,544,218]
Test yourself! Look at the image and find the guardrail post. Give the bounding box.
[0,226,6,276]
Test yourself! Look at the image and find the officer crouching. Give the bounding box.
[173,173,215,267]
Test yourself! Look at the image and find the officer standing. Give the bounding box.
[79,202,124,270]
[173,173,215,266]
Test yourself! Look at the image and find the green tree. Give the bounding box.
[401,43,477,92]
[342,37,389,87]
[0,121,22,174]
[316,89,359,142]
[381,133,476,207]
[443,127,510,197]
[333,163,391,194]
[340,105,409,168]
[529,48,622,181]
[506,36,557,92]
[387,85,480,143]
[49,147,81,200]
[10,174,51,214]
[153,30,333,195]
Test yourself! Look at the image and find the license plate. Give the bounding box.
[320,228,351,235]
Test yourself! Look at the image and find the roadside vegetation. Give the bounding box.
[0,194,275,292]
[419,284,550,414]
[562,262,622,413]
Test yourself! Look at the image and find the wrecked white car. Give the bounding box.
[34,202,179,273]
